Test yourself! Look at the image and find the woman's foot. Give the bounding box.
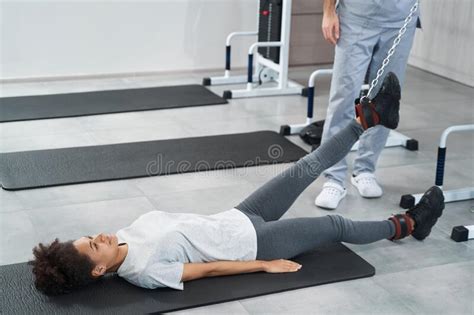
[388,186,445,241]
[355,72,401,130]
[406,186,445,240]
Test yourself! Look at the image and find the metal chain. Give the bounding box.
[364,1,419,99]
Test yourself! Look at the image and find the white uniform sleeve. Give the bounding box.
[139,261,184,290]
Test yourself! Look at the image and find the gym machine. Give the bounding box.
[400,124,474,207]
[399,124,474,242]
[202,0,304,99]
[279,68,419,151]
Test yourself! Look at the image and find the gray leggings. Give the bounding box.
[236,120,395,260]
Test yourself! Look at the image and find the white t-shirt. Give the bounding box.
[116,209,257,290]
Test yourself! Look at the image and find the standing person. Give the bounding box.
[315,0,419,209]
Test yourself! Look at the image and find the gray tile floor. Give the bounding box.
[1,66,473,314]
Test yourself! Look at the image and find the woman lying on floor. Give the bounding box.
[30,73,444,296]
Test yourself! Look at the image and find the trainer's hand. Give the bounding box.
[322,12,340,45]
[262,259,302,273]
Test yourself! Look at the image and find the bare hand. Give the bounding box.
[322,12,340,45]
[262,259,302,273]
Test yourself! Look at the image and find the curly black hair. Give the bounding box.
[29,238,98,296]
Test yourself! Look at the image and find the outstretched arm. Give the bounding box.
[181,259,302,282]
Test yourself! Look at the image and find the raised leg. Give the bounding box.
[236,120,364,221]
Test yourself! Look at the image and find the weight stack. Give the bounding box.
[258,0,283,64]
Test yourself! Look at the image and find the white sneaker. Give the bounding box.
[315,182,347,210]
[351,173,383,198]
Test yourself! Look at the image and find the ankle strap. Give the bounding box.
[388,214,414,240]
[355,100,380,130]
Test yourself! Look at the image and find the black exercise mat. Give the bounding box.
[0,243,375,314]
[0,131,307,190]
[0,84,227,122]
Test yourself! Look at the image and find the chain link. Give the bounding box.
[364,1,419,99]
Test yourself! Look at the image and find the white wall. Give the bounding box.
[0,0,258,81]
[4,0,472,85]
[408,0,473,86]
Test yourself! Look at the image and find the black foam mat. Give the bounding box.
[0,131,307,190]
[0,84,227,122]
[0,244,375,314]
